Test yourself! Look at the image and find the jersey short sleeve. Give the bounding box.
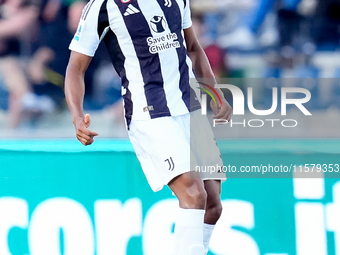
[182,0,192,29]
[69,0,105,57]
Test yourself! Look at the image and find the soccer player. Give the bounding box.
[65,0,232,254]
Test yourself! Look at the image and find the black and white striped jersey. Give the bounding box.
[69,0,201,126]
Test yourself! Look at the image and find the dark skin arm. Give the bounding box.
[65,51,98,145]
[184,26,232,121]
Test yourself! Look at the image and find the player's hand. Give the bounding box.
[74,114,98,146]
[210,89,232,122]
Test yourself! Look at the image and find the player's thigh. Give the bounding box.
[128,116,198,192]
[190,110,226,180]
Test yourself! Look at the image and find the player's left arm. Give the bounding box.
[184,26,231,121]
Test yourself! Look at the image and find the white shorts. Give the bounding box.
[128,109,226,192]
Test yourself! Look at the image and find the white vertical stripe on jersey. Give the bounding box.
[186,55,196,79]
[186,55,201,102]
[107,0,150,120]
[180,27,196,80]
[137,0,189,116]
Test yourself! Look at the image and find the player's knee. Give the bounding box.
[212,202,223,219]
[181,185,207,209]
[192,187,207,209]
[207,201,223,222]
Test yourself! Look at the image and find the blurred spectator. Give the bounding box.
[30,0,123,113]
[312,0,340,49]
[192,14,228,78]
[40,0,61,23]
[0,0,40,127]
[0,0,338,136]
[216,0,304,49]
[29,0,84,109]
[191,0,255,45]
[194,0,317,52]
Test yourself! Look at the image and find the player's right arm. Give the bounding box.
[65,51,98,146]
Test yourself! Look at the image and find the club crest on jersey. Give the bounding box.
[150,16,166,33]
[121,0,130,3]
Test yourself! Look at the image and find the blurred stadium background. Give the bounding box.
[0,0,340,254]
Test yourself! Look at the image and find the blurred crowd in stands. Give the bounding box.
[1,0,340,129]
[0,0,123,129]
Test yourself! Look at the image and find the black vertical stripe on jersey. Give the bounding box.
[104,30,133,128]
[97,0,109,38]
[114,0,171,119]
[98,4,125,75]
[157,0,200,111]
[103,30,126,76]
[121,69,133,129]
[97,0,132,127]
